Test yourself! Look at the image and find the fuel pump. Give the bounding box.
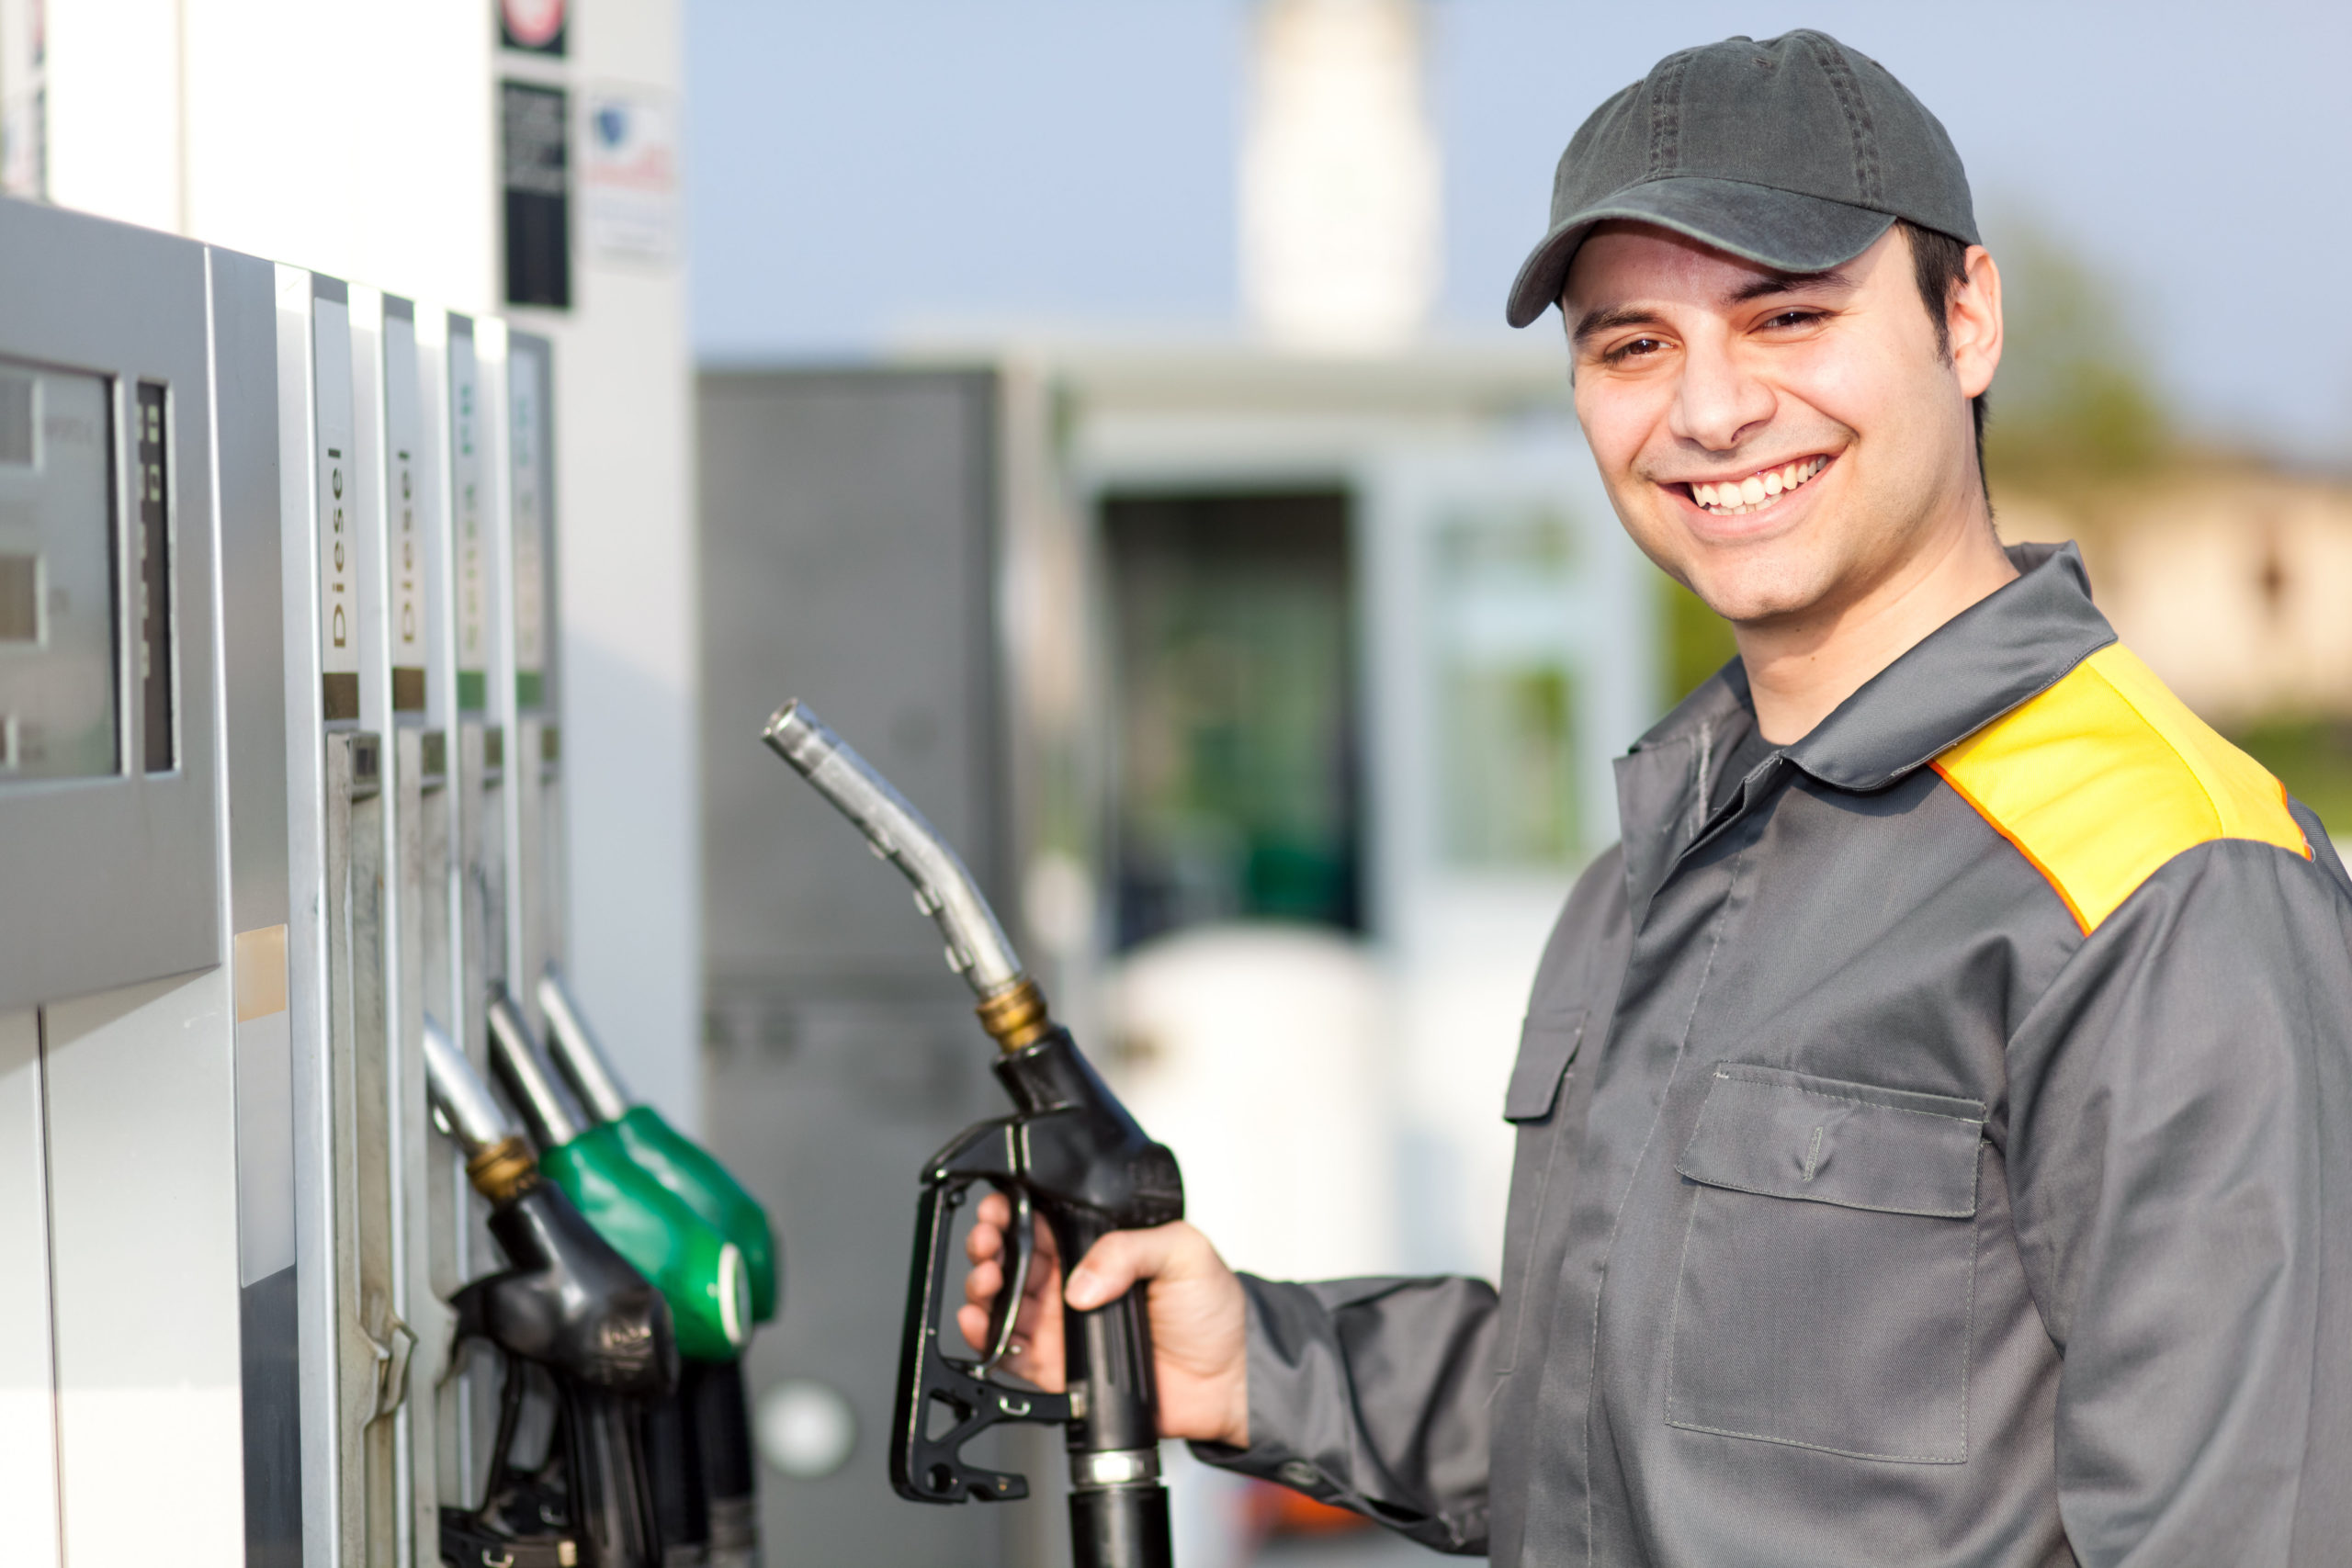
[268,269,420,1564]
[424,1015,674,1568]
[539,968,776,1566]
[485,987,753,1563]
[763,701,1184,1568]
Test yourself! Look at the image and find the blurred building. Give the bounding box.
[1241,0,1440,353]
[2001,469,2352,836]
[2004,474,2352,726]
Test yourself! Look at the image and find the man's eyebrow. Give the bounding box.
[1568,305,1667,345]
[1725,266,1854,305]
[1569,266,1858,344]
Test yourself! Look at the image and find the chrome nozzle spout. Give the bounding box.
[763,700,1025,998]
[486,987,585,1148]
[538,966,632,1125]
[423,1012,514,1156]
[424,1012,544,1206]
[763,700,1056,1051]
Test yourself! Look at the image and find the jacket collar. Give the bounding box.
[1782,541,2115,791]
[1614,543,2115,917]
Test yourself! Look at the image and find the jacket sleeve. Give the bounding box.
[1191,1271,1498,1554]
[2005,838,2352,1566]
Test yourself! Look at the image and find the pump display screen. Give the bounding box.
[0,359,119,779]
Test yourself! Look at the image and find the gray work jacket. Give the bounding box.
[1199,544,2352,1565]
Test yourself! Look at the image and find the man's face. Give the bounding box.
[1563,222,1995,628]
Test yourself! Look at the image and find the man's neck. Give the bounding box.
[1736,514,2020,746]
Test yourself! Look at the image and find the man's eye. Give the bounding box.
[1605,336,1667,364]
[1762,310,1826,331]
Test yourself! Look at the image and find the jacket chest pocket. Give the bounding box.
[1492,1009,1584,1376]
[1666,1063,1984,1463]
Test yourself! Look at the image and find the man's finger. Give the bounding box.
[966,1218,1001,1264]
[974,1190,1012,1230]
[964,1258,1001,1306]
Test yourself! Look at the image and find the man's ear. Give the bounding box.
[1950,245,2002,400]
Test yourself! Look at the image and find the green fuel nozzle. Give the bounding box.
[487,987,752,1363]
[538,967,780,1325]
[531,971,774,1568]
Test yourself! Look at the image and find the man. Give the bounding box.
[964,29,2352,1564]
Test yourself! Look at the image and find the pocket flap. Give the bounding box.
[1503,1010,1585,1122]
[1676,1064,1984,1217]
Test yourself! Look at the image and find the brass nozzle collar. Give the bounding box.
[466,1136,543,1206]
[976,978,1054,1054]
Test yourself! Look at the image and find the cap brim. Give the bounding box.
[1505,176,1897,328]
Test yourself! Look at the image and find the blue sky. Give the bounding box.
[687,1,2352,464]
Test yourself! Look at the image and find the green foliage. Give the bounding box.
[1981,213,2172,486]
[2233,718,2352,844]
[1660,570,1738,705]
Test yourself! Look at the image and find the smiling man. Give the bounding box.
[961,29,2352,1565]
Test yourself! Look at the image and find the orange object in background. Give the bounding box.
[1247,1478,1370,1538]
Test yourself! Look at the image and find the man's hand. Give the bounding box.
[959,1191,1250,1449]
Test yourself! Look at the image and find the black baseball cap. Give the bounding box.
[1506,29,1979,328]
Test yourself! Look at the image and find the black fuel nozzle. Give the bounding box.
[448,1179,679,1401]
[765,701,1183,1568]
[426,1015,676,1568]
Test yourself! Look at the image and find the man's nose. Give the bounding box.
[1668,336,1775,452]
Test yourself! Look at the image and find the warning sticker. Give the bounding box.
[582,86,678,265]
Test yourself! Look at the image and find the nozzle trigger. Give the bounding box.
[978,1187,1032,1379]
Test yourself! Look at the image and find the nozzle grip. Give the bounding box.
[560,1384,663,1568]
[1053,1209,1165,1460]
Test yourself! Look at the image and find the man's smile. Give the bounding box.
[1672,454,1834,517]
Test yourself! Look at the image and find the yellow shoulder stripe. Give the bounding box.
[1930,643,2309,934]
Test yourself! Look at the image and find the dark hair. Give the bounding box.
[1899,220,1989,487]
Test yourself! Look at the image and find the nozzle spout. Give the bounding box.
[763,700,1025,996]
[424,1012,543,1206]
[423,1012,514,1156]
[487,987,586,1148]
[538,967,632,1124]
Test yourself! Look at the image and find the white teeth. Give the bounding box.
[1690,456,1830,514]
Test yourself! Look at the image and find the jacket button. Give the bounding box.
[1277,1460,1320,1489]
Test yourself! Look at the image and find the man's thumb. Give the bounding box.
[1063,1228,1172,1312]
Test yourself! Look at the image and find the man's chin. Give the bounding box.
[1679,561,1837,628]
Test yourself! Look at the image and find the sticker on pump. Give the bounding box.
[500,0,565,54]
